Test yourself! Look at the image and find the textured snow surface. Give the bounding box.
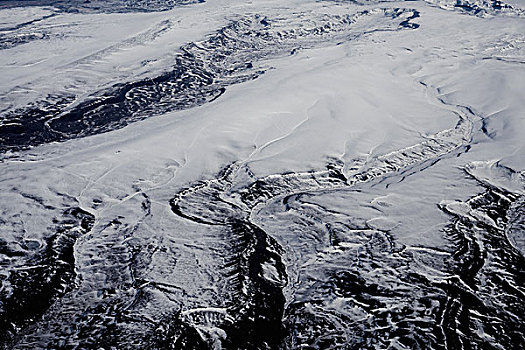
[0,0,524,349]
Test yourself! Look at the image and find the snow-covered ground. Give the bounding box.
[0,0,524,348]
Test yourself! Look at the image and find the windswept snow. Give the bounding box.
[0,0,524,349]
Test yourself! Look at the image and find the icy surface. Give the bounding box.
[0,0,524,349]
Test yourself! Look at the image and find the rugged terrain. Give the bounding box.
[0,0,524,348]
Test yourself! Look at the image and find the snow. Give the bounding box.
[0,0,524,348]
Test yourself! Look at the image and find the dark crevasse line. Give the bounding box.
[0,207,95,349]
[0,7,421,154]
[0,13,57,32]
[438,179,525,349]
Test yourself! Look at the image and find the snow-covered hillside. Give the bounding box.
[0,0,524,348]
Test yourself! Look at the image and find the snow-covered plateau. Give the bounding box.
[0,0,524,349]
